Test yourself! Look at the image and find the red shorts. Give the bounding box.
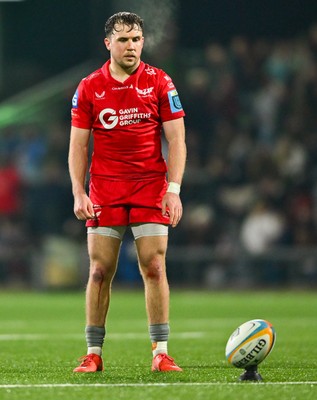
[86,176,170,227]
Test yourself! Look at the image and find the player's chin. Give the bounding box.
[123,56,137,64]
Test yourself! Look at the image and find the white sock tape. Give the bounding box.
[167,182,181,195]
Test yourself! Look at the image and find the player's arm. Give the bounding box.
[162,117,186,227]
[68,126,95,220]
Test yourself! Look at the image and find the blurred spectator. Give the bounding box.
[0,216,32,285]
[240,200,286,254]
[308,23,317,60]
[25,159,73,236]
[273,135,307,180]
[264,40,294,84]
[0,153,23,216]
[181,203,215,245]
[239,200,288,285]
[15,124,47,184]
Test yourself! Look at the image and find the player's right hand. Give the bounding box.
[73,193,95,220]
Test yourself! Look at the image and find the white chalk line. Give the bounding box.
[0,382,317,389]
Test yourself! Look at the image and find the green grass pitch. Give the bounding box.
[0,289,316,400]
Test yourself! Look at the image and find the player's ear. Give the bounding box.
[104,38,111,51]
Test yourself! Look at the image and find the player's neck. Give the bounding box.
[109,61,140,82]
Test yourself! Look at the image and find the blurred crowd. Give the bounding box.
[1,24,317,287]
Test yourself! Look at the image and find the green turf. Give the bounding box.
[0,289,316,400]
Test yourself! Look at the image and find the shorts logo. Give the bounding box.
[167,90,183,113]
[72,89,79,108]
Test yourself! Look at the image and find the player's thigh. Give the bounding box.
[135,234,168,267]
[87,233,122,269]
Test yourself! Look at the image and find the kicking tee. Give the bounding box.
[71,60,185,180]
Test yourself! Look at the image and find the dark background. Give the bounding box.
[1,0,317,85]
[1,1,317,289]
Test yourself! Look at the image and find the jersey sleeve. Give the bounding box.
[71,78,93,129]
[157,71,185,122]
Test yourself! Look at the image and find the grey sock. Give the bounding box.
[85,326,106,348]
[149,323,170,343]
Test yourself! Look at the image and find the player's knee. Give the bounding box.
[90,266,105,283]
[142,255,165,281]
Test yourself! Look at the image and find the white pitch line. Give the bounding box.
[0,382,317,389]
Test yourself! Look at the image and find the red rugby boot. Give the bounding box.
[151,353,182,372]
[73,353,103,373]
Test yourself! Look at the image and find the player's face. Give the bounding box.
[104,23,144,72]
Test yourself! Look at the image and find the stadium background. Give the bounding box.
[1,0,317,289]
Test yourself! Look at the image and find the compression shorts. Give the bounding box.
[87,223,168,240]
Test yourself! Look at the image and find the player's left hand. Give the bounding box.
[162,192,183,228]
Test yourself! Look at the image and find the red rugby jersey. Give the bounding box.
[71,60,185,180]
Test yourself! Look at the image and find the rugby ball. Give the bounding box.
[225,319,276,368]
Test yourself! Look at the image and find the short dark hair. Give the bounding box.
[105,12,144,38]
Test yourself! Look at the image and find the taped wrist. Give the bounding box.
[167,182,181,195]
